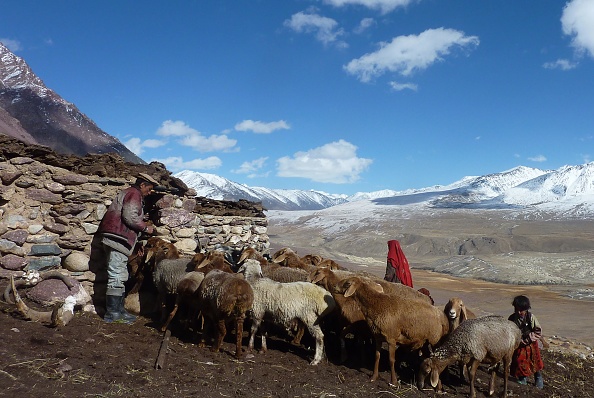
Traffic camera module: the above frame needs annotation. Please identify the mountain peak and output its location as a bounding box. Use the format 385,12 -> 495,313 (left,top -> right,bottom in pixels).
0,42 -> 143,164
0,43 -> 55,100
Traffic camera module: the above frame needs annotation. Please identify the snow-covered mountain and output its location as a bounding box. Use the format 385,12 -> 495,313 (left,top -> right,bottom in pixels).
175,170 -> 347,210
176,163 -> 594,214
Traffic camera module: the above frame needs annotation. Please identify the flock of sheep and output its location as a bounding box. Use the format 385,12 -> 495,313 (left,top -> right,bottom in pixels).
128,237 -> 522,398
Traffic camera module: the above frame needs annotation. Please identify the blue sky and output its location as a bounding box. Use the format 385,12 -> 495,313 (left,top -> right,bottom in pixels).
2,0 -> 594,195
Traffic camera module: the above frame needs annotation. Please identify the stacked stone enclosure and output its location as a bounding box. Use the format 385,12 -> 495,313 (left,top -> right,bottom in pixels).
0,156 -> 269,302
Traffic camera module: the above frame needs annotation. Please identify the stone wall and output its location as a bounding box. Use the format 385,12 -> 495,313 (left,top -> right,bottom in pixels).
0,156 -> 269,303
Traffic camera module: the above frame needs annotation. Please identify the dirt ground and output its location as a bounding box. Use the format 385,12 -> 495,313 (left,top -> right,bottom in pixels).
1,279 -> 593,398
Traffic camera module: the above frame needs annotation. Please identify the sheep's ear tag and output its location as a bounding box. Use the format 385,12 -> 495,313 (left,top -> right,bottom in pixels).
344,283 -> 357,297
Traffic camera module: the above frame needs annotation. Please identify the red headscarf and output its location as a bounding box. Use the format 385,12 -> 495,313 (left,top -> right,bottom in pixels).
387,240 -> 413,287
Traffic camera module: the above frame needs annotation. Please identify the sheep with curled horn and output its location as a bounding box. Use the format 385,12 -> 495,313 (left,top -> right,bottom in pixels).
6,272 -> 79,327
334,276 -> 449,386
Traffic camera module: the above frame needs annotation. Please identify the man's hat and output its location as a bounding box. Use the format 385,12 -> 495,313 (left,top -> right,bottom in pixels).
137,172 -> 159,185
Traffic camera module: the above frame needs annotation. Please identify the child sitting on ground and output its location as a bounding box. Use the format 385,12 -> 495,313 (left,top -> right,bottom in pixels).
508,295 -> 544,389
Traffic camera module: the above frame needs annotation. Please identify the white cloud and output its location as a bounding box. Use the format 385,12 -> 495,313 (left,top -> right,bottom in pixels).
562,0 -> 594,59
0,38 -> 23,52
232,157 -> 269,174
284,10 -> 348,48
276,139 -> 372,183
389,81 -> 418,91
180,133 -> 238,153
156,120 -> 198,137
354,18 -> 376,34
323,0 -> 417,14
152,156 -> 222,172
124,137 -> 166,156
156,120 -> 238,152
542,58 -> 578,70
528,155 -> 547,162
344,28 -> 479,82
234,120 -> 290,134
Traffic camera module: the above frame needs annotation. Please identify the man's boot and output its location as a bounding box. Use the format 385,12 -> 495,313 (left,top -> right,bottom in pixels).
118,295 -> 137,323
104,294 -> 135,324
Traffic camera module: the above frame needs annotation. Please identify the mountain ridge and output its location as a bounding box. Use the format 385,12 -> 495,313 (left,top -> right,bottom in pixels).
176,163 -> 594,215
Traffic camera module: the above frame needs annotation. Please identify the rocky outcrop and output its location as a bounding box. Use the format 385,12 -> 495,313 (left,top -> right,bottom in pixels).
0,155 -> 269,308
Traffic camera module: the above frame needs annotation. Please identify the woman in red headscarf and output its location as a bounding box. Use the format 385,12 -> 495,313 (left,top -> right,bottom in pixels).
384,240 -> 413,288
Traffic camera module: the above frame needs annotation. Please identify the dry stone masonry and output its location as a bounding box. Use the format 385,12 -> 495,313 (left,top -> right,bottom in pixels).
0,156 -> 269,307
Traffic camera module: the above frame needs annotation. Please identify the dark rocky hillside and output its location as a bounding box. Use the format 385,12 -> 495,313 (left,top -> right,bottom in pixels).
0,42 -> 141,163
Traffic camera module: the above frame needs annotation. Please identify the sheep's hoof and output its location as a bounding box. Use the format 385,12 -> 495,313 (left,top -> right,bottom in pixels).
210,347 -> 219,353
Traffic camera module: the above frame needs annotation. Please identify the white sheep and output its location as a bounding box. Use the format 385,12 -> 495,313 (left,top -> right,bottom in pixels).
418,315 -> 521,398
334,276 -> 450,385
237,259 -> 336,365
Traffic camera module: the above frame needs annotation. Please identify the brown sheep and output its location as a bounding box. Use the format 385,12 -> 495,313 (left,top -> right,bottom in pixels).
300,253 -> 324,266
193,250 -> 234,274
271,247 -> 311,271
129,237 -> 180,295
334,276 -> 449,386
238,246 -> 269,267
443,296 -> 478,382
197,269 -> 254,359
444,297 -> 477,333
308,267 -> 381,363
160,271 -> 205,332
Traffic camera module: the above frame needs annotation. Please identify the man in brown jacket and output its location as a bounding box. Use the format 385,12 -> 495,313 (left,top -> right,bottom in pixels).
97,173 -> 158,323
